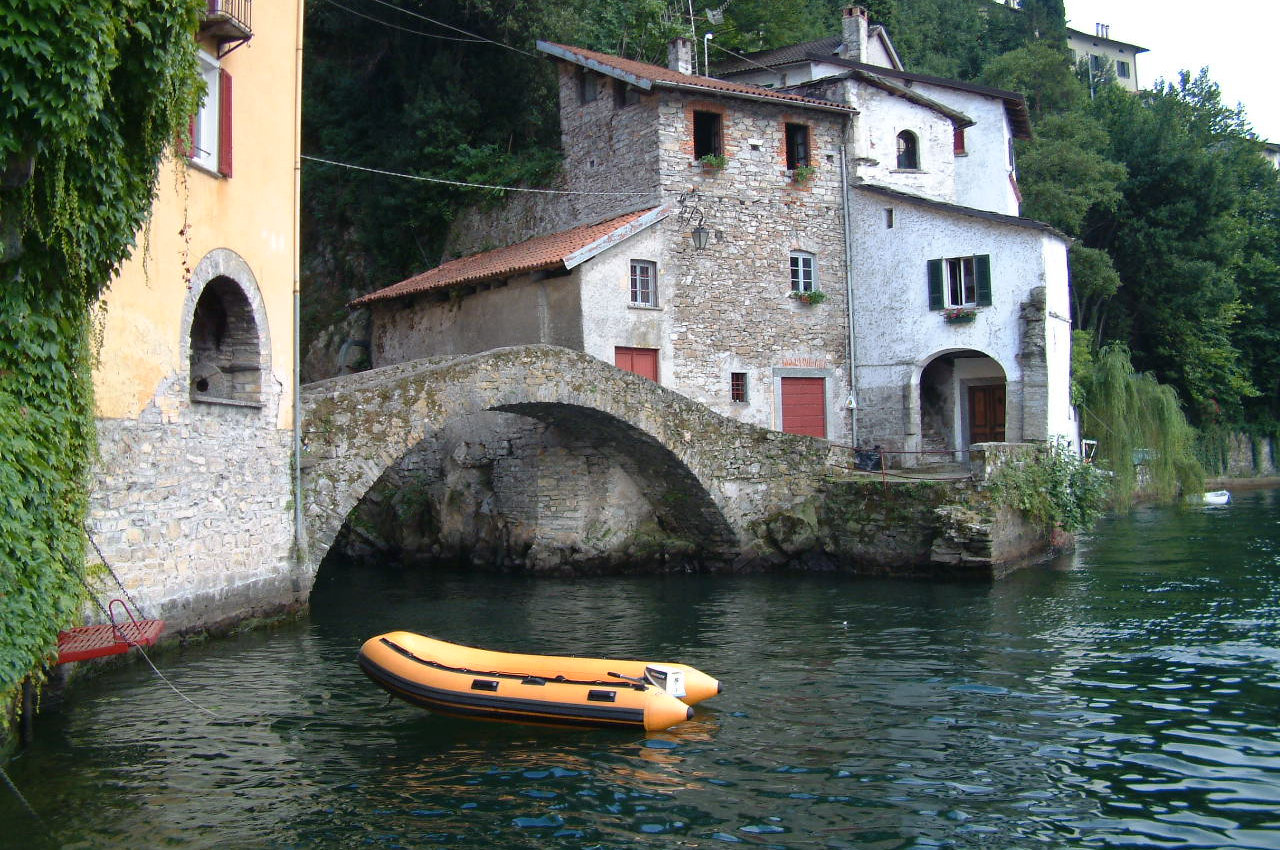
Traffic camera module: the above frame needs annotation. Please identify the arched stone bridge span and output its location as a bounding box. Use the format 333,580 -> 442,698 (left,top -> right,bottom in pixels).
298,345 -> 839,579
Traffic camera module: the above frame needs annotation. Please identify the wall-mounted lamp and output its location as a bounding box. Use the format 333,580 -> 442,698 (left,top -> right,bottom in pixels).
691,224 -> 712,251
678,189 -> 713,251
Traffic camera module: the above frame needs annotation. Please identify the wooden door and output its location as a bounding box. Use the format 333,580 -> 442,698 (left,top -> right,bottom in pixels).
781,377 -> 827,438
969,384 -> 1006,443
614,346 -> 659,382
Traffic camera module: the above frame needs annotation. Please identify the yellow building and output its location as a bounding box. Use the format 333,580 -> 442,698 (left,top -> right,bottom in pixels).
87,0 -> 306,632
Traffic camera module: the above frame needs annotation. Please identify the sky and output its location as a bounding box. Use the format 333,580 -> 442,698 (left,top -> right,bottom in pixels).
1065,0 -> 1280,142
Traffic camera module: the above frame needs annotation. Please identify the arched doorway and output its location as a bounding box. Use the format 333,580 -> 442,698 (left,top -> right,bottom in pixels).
918,350 -> 1006,462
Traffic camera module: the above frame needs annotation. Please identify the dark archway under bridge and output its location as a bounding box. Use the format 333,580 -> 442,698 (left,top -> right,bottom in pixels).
298,345 -> 843,587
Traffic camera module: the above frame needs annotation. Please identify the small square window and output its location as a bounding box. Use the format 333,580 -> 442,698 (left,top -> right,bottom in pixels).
1116,60 -> 1131,79
629,260 -> 657,306
790,252 -> 816,293
579,68 -> 597,103
785,122 -> 810,170
615,79 -> 641,108
693,110 -> 723,159
730,372 -> 748,403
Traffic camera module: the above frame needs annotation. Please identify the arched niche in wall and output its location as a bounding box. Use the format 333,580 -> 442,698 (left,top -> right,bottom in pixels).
896,130 -> 920,170
182,248 -> 272,409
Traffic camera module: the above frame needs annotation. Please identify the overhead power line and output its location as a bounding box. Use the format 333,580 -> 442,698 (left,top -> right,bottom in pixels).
317,0 -> 536,57
314,0 -> 484,42
301,155 -> 653,197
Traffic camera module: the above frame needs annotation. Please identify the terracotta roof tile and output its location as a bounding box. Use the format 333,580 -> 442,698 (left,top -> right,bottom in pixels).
537,41 -> 854,113
351,208 -> 658,307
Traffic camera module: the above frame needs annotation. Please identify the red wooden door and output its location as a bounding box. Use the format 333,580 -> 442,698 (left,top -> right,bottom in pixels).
969,384 -> 1006,443
614,346 -> 659,382
781,377 -> 827,438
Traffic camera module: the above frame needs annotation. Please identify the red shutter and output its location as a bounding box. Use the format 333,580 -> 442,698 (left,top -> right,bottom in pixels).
780,377 -> 827,438
217,68 -> 233,178
953,127 -> 966,155
186,115 -> 197,159
614,347 -> 659,382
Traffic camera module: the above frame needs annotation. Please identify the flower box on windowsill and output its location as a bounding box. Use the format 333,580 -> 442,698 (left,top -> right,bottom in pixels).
697,154 -> 727,172
943,307 -> 977,324
790,290 -> 826,305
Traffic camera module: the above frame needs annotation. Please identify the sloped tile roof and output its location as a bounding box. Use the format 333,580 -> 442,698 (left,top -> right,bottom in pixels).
351,208 -> 660,307
537,41 -> 855,114
712,36 -> 842,75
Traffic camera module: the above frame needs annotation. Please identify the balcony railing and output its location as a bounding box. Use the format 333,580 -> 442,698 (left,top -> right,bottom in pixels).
200,0 -> 252,55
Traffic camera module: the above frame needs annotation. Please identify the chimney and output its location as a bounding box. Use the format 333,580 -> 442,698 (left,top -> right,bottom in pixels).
840,6 -> 869,63
668,37 -> 693,75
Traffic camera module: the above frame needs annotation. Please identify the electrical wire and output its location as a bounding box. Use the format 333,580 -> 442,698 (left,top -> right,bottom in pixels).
300,154 -> 653,196
314,0 -> 485,42
322,0 -> 536,57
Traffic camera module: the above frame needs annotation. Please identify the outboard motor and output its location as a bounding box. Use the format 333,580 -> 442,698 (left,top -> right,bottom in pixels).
644,665 -> 687,699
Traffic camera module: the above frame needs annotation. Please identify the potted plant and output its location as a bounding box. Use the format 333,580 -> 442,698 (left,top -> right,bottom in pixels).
943,306 -> 977,323
791,165 -> 815,185
790,289 -> 827,305
698,153 -> 727,171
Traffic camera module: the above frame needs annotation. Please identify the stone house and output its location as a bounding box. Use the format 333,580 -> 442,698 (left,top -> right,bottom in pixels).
86,0 -> 304,632
356,7 -> 1077,465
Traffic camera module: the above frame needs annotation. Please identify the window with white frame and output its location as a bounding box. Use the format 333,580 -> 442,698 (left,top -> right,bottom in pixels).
789,251 -> 816,293
948,257 -> 977,306
629,259 -> 657,306
927,255 -> 992,310
190,50 -> 232,177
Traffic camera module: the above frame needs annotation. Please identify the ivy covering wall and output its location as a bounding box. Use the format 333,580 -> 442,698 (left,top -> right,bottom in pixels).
0,0 -> 204,727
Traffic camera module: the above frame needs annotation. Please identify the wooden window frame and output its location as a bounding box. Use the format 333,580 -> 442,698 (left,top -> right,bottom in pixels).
629,259 -> 657,307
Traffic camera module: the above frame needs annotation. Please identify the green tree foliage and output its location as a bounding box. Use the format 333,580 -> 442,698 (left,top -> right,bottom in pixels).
1076,344 -> 1203,508
1083,73 -> 1259,424
0,0 -> 203,704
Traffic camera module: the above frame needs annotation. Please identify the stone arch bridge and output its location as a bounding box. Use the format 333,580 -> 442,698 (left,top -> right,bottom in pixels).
298,345 -> 850,579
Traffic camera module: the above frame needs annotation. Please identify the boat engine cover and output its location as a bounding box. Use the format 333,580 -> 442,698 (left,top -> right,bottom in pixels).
645,665 -> 686,699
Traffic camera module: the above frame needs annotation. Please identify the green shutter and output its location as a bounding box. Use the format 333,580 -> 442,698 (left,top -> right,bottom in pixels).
927,259 -> 944,310
975,254 -> 992,306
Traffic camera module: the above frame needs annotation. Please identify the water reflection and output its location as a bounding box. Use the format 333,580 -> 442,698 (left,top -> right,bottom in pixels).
3,491 -> 1280,848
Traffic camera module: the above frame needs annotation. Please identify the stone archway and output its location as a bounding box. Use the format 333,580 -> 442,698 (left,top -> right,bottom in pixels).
299,345 -> 837,585
915,349 -> 1008,462
181,247 -> 277,415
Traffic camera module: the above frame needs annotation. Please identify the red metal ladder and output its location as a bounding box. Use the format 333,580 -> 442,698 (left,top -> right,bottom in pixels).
57,599 -> 164,664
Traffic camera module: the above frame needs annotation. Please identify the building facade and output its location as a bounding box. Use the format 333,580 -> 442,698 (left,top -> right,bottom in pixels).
86,0 -> 304,632
357,7 -> 1077,465
1067,23 -> 1148,93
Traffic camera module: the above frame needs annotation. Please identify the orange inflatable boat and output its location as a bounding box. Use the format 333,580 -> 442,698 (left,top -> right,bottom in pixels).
358,631 -> 721,731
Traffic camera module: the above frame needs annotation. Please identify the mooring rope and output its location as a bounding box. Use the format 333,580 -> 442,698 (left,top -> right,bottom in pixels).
76,528 -> 219,718
0,764 -> 49,835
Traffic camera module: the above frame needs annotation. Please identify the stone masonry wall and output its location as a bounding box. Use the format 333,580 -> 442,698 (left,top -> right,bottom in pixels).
89,401 -> 299,635
654,92 -> 854,442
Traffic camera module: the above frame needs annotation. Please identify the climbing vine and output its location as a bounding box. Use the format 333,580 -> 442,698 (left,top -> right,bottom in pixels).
0,0 -> 204,728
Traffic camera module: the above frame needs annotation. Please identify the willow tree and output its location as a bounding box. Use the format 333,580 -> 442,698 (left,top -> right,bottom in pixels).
1078,344 -> 1204,508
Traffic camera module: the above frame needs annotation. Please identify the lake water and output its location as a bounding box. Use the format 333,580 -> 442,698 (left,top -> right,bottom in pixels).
4,489 -> 1280,849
